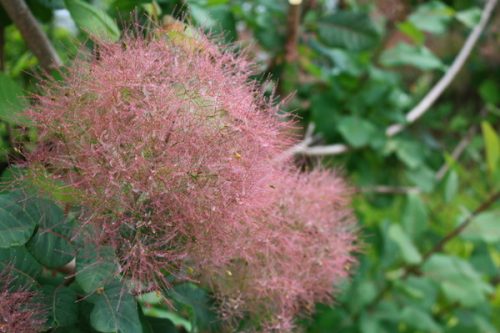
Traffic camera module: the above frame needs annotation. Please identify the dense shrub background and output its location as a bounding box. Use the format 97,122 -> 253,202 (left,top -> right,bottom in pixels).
0,0 -> 499,332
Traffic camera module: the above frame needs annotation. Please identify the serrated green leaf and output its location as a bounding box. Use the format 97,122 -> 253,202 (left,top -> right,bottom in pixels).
76,245 -> 118,293
317,12 -> 379,51
0,192 -> 38,248
89,281 -> 142,333
481,121 -> 499,175
26,198 -> 75,268
0,74 -> 29,125
65,0 -> 120,42
388,224 -> 422,264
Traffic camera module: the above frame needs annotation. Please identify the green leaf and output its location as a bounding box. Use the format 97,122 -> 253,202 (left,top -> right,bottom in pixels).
388,224 -> 422,264
479,80 -> 500,105
0,192 -> 38,248
481,121 -> 500,175
43,285 -> 78,327
89,281 -> 142,333
422,254 -> 493,306
34,0 -> 65,9
0,74 -> 29,125
187,0 -> 237,42
399,306 -> 442,332
397,21 -> 425,45
76,245 -> 118,293
408,1 -> 454,34
462,210 -> 500,243
381,43 -> 444,71
455,7 -> 482,29
317,12 -> 379,51
0,246 -> 42,287
402,193 -> 428,238
395,139 -> 424,169
167,283 -> 219,332
337,116 -> 377,148
26,198 -> 75,268
65,0 -> 120,42
140,311 -> 178,333
444,170 -> 459,202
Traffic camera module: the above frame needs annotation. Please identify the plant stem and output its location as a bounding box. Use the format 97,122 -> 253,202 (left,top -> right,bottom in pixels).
0,0 -> 62,71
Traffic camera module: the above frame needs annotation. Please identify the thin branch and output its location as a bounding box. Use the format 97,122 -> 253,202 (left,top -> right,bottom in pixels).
0,0 -> 62,71
285,0 -> 302,63
354,190 -> 500,319
386,0 -> 498,136
435,125 -> 477,180
293,0 -> 498,156
420,190 -> 500,262
358,185 -> 421,195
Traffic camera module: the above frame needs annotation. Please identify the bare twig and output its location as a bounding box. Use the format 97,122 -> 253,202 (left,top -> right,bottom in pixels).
285,0 -> 302,63
358,185 -> 421,195
0,0 -> 62,71
435,125 -> 477,180
420,190 -> 500,262
354,190 -> 500,319
435,107 -> 487,180
386,0 -> 498,136
293,0 -> 498,156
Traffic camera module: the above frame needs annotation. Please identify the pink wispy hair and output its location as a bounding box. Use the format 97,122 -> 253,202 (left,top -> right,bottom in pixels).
24,22 -> 357,332
204,169 -> 357,332
0,270 -> 47,333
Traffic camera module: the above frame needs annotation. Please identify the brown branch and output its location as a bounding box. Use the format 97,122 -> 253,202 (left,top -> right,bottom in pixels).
358,185 -> 420,195
0,0 -> 62,71
284,0 -> 302,63
420,190 -> 500,263
353,190 -> 500,320
435,125 -> 477,180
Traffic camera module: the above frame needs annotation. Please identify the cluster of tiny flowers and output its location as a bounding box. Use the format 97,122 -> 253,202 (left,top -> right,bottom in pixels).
26,23 -> 356,332
0,271 -> 46,333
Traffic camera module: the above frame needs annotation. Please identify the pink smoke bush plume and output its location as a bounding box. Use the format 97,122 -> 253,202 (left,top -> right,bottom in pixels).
0,270 -> 46,333
25,23 -> 357,332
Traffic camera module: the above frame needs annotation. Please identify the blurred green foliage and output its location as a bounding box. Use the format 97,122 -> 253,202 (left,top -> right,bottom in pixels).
0,0 -> 499,332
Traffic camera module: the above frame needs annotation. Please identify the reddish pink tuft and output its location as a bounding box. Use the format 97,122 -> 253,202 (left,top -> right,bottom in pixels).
24,23 -> 357,332
0,271 -> 46,333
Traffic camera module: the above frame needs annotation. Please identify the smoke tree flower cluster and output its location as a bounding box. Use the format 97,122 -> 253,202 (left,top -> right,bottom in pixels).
25,23 -> 356,332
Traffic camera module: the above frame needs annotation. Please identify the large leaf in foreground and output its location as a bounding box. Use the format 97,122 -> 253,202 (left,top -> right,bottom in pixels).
26,198 -> 75,268
89,281 -> 142,333
0,192 -> 38,248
